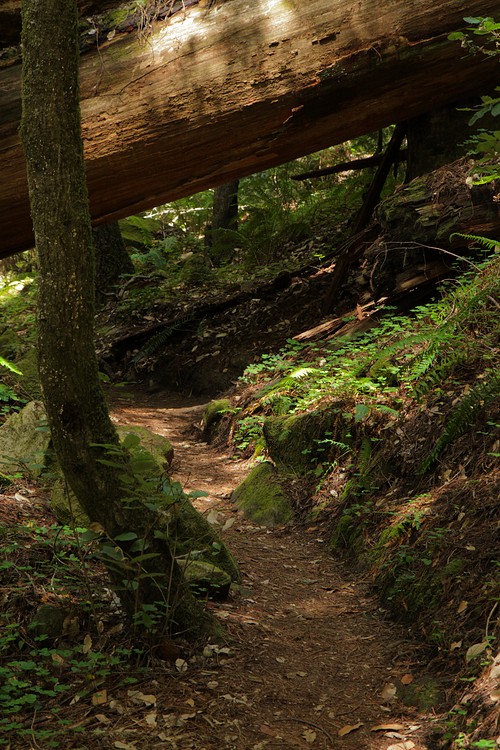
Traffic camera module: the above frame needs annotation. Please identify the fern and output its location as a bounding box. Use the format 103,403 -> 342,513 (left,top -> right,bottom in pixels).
419,368 -> 500,473
258,366 -> 319,398
449,233 -> 500,252
132,319 -> 194,363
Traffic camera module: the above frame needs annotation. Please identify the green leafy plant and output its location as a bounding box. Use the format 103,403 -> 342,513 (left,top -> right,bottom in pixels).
449,17 -> 500,184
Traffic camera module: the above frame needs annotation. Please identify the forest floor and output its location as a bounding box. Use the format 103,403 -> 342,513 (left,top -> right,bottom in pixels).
99,389 -> 436,750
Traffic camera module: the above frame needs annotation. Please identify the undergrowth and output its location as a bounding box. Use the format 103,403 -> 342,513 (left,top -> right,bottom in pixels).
233,252 -> 499,461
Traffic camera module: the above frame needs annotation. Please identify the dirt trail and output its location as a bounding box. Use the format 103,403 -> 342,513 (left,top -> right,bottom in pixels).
110,391 -> 433,750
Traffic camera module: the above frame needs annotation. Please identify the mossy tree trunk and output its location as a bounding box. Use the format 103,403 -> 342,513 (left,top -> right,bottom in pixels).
92,221 -> 134,305
205,180 -> 239,265
20,0 -> 216,638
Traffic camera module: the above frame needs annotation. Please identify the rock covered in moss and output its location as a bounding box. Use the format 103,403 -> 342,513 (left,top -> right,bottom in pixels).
167,497 -> 240,583
177,559 -> 232,601
13,348 -> 42,400
202,398 -> 231,437
263,409 -> 336,475
116,424 -> 173,472
231,461 -> 293,526
0,400 -> 50,477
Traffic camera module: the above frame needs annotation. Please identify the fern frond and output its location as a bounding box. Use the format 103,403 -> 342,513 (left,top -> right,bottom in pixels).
419,368 -> 500,473
132,319 -> 193,362
450,232 -> 500,252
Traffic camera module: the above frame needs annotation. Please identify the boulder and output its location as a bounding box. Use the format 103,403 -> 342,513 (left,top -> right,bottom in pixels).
50,425 -> 172,525
166,496 -> 240,583
0,400 -> 50,477
177,559 -> 232,601
13,348 -> 42,400
263,409 -> 337,475
116,424 -> 173,473
231,461 -> 293,527
202,398 -> 231,437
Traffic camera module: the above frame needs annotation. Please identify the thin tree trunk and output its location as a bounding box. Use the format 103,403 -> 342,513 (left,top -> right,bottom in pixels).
20,0 -> 217,638
205,180 -> 239,265
93,221 -> 134,304
322,123 -> 407,314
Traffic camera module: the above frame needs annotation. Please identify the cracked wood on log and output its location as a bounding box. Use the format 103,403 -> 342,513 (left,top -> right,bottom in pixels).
0,0 -> 498,258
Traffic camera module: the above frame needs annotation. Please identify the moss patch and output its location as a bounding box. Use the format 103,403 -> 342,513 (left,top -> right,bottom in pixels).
231,461 -> 293,526
166,498 -> 241,583
177,559 -> 232,601
263,408 -> 343,475
0,400 -> 49,477
202,399 -> 231,437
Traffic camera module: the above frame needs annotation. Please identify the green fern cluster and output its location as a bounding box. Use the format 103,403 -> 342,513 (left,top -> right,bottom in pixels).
419,368 -> 500,473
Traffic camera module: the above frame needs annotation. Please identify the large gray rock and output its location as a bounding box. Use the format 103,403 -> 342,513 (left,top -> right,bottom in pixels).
0,400 -> 50,477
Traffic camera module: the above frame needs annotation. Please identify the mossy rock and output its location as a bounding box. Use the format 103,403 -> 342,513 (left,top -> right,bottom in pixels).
177,559 -> 231,601
13,348 -> 42,400
116,425 -> 173,473
50,426 -> 172,525
202,399 -> 231,436
329,512 -> 365,556
0,329 -> 20,360
167,498 -> 240,583
263,409 -> 337,475
0,400 -> 50,477
231,461 -> 293,526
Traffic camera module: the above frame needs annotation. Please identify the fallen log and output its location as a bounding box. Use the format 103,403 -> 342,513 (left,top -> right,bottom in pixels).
0,0 -> 498,257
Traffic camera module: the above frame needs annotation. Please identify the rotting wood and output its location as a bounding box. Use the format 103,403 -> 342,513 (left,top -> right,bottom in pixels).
0,0 -> 498,258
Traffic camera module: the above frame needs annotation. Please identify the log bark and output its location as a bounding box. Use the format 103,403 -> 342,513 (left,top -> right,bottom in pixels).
1,0 -> 498,257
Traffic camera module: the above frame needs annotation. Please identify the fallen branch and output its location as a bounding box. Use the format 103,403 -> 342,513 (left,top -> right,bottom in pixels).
291,149 -> 407,180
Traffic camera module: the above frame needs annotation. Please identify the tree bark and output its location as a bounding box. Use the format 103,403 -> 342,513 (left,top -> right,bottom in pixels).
93,221 -> 134,304
2,0 -> 499,257
323,123 -> 407,313
20,0 -> 216,638
205,180 -> 239,265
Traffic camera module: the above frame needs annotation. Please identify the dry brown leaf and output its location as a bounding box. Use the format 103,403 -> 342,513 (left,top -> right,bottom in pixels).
303,728 -> 317,743
371,723 -> 405,732
387,742 -> 415,750
145,712 -> 157,727
400,674 -> 413,685
381,682 -> 397,702
259,725 -> 278,737
457,600 -> 468,614
466,642 -> 488,663
95,714 -> 111,724
338,721 -> 363,736
92,689 -> 107,706
82,634 -> 92,655
127,690 -> 157,705
185,698 -> 195,707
